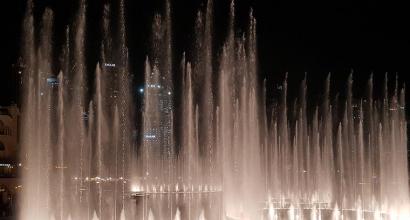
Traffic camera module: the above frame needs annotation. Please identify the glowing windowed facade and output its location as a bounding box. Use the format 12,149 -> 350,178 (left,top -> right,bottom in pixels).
0,105 -> 19,177
142,76 -> 173,157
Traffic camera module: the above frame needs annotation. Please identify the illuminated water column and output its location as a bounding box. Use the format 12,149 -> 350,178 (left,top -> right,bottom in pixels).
218,2 -> 264,218
20,5 -> 54,220
193,0 -> 215,188
70,0 -> 88,217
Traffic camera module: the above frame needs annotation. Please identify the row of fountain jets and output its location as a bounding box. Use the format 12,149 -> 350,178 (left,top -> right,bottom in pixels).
19,0 -> 409,219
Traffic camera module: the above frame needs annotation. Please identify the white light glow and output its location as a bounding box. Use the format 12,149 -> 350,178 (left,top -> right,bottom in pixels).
131,184 -> 142,192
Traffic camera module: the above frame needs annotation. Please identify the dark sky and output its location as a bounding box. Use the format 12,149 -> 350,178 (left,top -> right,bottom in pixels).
1,0 -> 410,108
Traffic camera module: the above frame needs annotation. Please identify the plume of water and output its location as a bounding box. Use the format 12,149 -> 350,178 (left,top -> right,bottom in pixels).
92,211 -> 99,220
120,209 -> 125,220
174,208 -> 181,220
148,209 -> 155,220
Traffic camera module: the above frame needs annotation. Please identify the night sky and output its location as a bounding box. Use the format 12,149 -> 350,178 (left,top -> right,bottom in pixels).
1,0 -> 410,111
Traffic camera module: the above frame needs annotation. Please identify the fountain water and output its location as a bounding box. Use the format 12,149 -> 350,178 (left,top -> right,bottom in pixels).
174,208 -> 181,220
19,0 -> 409,219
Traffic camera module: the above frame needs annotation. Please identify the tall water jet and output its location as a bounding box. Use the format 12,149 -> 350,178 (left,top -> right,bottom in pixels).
118,0 -> 133,209
56,71 -> 66,220
68,0 -> 88,217
193,0 -> 215,187
20,6 -> 54,220
217,3 -> 264,218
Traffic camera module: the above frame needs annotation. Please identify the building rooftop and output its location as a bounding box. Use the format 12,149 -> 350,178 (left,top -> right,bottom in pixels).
0,105 -> 18,118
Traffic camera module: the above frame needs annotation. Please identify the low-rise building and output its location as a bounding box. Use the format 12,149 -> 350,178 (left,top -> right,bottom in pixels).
0,104 -> 19,218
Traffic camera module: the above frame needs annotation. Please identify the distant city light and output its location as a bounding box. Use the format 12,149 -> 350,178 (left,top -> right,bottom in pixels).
104,63 -> 116,67
146,84 -> 162,89
168,91 -> 171,95
47,77 -> 59,86
139,88 -> 144,93
144,134 -> 156,139
0,163 -> 12,168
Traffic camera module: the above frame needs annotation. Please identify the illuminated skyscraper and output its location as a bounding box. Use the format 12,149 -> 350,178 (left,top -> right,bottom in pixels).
142,80 -> 173,157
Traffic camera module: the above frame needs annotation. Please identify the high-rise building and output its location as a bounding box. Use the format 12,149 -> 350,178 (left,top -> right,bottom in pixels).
103,62 -> 120,102
141,81 -> 173,157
